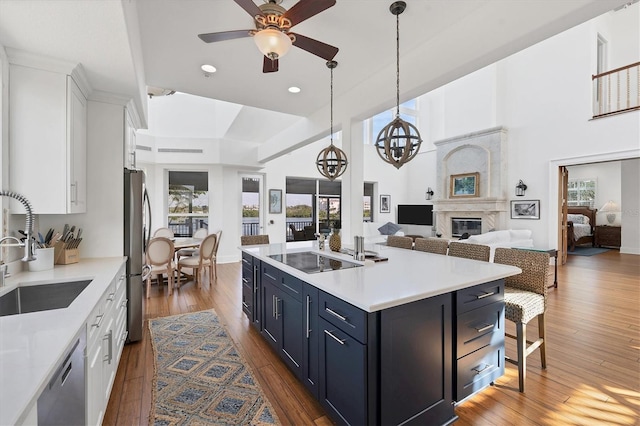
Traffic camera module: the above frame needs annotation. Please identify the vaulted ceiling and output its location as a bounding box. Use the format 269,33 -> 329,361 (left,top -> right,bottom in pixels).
0,0 -> 630,139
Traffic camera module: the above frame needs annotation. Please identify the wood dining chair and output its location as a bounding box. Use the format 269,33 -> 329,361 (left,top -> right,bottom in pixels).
494,248 -> 550,392
145,237 -> 175,298
177,233 -> 218,288
175,228 -> 209,262
153,227 -> 174,238
447,241 -> 490,261
414,237 -> 449,255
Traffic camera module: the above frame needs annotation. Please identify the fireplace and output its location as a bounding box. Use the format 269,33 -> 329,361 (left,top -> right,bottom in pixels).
451,218 -> 482,237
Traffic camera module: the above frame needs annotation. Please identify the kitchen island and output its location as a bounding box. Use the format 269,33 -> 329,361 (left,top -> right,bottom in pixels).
241,241 -> 520,425
0,257 -> 126,426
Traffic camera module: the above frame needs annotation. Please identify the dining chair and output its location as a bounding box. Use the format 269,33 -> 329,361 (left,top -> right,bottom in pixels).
414,237 -> 449,255
494,248 -> 550,392
447,241 -> 490,261
175,228 -> 209,262
240,234 -> 270,245
153,227 -> 174,238
145,237 -> 175,298
177,233 -> 218,288
386,235 -> 414,250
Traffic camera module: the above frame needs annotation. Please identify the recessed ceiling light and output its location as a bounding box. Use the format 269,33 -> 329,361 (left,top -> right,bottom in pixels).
201,64 -> 216,73
288,86 -> 301,93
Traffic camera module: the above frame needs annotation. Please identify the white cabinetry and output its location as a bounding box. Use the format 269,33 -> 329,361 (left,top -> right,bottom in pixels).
124,107 -> 138,168
8,60 -> 88,214
86,263 -> 127,426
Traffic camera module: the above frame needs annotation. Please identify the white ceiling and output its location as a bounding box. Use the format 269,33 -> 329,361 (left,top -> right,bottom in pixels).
0,0 -> 631,130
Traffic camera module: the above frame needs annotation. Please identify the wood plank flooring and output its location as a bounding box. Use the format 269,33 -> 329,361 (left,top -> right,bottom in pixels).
105,251 -> 640,425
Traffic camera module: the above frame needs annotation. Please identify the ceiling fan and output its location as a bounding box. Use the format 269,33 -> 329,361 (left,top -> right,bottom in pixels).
198,0 -> 339,73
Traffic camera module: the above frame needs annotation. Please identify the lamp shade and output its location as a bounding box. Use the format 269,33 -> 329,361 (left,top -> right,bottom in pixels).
600,200 -> 619,212
253,28 -> 292,59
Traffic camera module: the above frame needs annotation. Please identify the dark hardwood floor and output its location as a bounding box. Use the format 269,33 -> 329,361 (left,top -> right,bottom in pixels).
105,250 -> 640,425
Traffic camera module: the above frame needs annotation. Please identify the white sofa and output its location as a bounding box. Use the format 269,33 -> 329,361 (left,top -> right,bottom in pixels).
459,229 -> 534,261
362,222 -> 405,244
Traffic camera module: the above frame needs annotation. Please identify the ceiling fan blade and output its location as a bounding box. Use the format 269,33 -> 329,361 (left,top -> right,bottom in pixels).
282,0 -> 336,27
263,56 -> 279,73
233,0 -> 263,18
198,30 -> 253,43
291,33 -> 338,61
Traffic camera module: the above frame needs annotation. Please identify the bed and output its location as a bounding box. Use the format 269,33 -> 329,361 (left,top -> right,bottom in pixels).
567,207 -> 597,251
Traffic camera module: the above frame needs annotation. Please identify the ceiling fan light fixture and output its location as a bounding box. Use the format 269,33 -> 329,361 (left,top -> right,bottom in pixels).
253,28 -> 292,60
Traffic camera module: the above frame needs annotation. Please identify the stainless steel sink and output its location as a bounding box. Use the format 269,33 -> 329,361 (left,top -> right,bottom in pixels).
0,280 -> 92,317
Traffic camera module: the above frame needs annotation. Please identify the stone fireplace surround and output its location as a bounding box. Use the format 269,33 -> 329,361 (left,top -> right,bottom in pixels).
433,127 -> 509,238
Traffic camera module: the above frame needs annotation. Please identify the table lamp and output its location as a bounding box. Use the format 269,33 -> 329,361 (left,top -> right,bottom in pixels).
600,200 -> 619,225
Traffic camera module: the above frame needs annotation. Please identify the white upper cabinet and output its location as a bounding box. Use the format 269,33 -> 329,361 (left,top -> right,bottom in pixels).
124,105 -> 139,169
9,58 -> 89,214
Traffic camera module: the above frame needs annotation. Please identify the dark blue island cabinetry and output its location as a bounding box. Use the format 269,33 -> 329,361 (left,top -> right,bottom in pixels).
241,252 -> 506,425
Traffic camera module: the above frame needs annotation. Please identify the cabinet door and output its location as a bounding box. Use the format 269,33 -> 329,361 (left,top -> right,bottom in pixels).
241,264 -> 253,320
261,281 -> 281,352
67,76 -> 87,213
318,318 -> 367,426
252,261 -> 261,331
380,293 -> 453,426
280,290 -> 303,380
303,284 -> 319,398
124,108 -> 137,168
86,340 -> 104,426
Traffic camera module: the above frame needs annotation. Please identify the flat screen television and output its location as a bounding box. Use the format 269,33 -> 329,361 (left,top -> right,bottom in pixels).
397,204 -> 433,226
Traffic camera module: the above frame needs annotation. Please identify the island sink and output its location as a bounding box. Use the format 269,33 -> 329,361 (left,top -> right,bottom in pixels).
0,280 -> 92,317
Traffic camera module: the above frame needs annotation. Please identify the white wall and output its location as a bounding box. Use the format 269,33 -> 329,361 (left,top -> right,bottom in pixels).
620,158 -> 640,254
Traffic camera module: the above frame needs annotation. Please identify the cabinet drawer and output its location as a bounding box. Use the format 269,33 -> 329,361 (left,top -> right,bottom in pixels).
281,273 -> 303,301
241,252 -> 253,266
262,262 -> 280,287
319,291 -> 367,344
456,280 -> 504,314
456,344 -> 504,401
457,301 -> 504,358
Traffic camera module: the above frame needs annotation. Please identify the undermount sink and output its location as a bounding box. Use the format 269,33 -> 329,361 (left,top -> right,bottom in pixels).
0,280 -> 92,317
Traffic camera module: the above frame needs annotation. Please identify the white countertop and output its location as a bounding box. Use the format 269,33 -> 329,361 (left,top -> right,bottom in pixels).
0,257 -> 126,426
243,241 -> 521,312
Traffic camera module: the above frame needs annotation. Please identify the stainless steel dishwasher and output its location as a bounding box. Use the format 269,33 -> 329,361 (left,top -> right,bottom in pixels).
37,329 -> 86,425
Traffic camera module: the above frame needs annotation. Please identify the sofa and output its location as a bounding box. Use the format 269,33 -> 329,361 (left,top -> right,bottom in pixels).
459,229 -> 534,261
362,221 -> 405,244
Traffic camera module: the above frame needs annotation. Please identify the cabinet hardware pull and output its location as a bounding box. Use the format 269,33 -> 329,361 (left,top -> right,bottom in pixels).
242,277 -> 249,284
253,266 -> 258,293
275,297 -> 281,319
325,307 -> 347,322
121,299 -> 128,308
242,258 -> 250,265
282,283 -> 299,294
472,363 -> 494,375
476,291 -> 495,299
103,330 -> 113,364
242,301 -> 249,309
475,324 -> 494,333
92,314 -> 104,328
70,182 -> 77,203
121,330 -> 129,343
324,329 -> 346,345
306,295 -> 311,339
107,292 -> 115,301
264,272 -> 277,281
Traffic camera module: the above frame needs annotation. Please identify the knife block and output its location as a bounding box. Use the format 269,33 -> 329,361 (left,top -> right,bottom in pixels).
54,241 -> 79,265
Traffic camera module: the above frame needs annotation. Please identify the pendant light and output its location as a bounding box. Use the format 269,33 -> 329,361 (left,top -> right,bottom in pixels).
375,1 -> 422,169
316,60 -> 348,181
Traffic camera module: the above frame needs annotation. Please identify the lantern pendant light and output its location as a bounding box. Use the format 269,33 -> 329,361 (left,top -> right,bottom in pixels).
375,1 -> 422,169
316,60 -> 348,181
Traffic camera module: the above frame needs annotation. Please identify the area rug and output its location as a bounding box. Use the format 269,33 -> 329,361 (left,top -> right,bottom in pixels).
568,246 -> 611,256
149,310 -> 280,425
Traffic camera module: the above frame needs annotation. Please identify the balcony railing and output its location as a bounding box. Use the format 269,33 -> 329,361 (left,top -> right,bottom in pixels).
593,61 -> 640,118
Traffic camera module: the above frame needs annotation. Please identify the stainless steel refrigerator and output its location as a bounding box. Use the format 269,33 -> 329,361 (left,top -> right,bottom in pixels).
124,168 -> 151,343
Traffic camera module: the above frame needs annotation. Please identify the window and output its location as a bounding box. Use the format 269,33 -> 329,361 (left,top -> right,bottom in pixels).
364,99 -> 419,144
241,176 -> 262,236
363,182 -> 374,222
567,178 -> 596,208
168,171 -> 208,236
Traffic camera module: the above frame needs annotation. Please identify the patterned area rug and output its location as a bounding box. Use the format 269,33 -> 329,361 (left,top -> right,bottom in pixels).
149,310 -> 280,425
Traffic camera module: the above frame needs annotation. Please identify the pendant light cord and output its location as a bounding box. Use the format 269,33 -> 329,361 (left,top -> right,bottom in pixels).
395,11 -> 400,118
330,65 -> 334,146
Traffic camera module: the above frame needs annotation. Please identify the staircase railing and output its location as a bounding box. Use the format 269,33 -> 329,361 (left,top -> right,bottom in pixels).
592,61 -> 640,118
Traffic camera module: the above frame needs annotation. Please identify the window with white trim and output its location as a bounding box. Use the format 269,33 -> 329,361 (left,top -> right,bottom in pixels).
364,99 -> 418,144
567,178 -> 596,208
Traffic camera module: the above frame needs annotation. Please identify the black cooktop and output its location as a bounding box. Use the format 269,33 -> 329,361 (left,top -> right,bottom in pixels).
268,251 -> 362,274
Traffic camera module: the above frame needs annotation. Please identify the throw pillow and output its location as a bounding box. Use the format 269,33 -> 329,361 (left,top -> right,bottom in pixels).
378,222 -> 402,235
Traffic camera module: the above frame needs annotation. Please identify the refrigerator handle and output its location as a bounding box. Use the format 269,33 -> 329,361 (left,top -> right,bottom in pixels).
143,188 -> 152,253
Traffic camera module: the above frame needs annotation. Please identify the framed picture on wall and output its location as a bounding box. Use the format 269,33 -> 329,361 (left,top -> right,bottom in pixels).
380,194 -> 391,213
269,189 -> 282,214
511,200 -> 540,219
450,172 -> 480,198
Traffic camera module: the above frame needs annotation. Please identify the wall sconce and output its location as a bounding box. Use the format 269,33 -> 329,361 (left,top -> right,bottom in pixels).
515,180 -> 528,196
426,187 -> 434,200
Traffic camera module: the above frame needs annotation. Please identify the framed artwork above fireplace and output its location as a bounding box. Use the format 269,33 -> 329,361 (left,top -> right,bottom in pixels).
450,172 -> 479,198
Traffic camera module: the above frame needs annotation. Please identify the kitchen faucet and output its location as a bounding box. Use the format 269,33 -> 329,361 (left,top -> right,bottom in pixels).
0,190 -> 36,262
